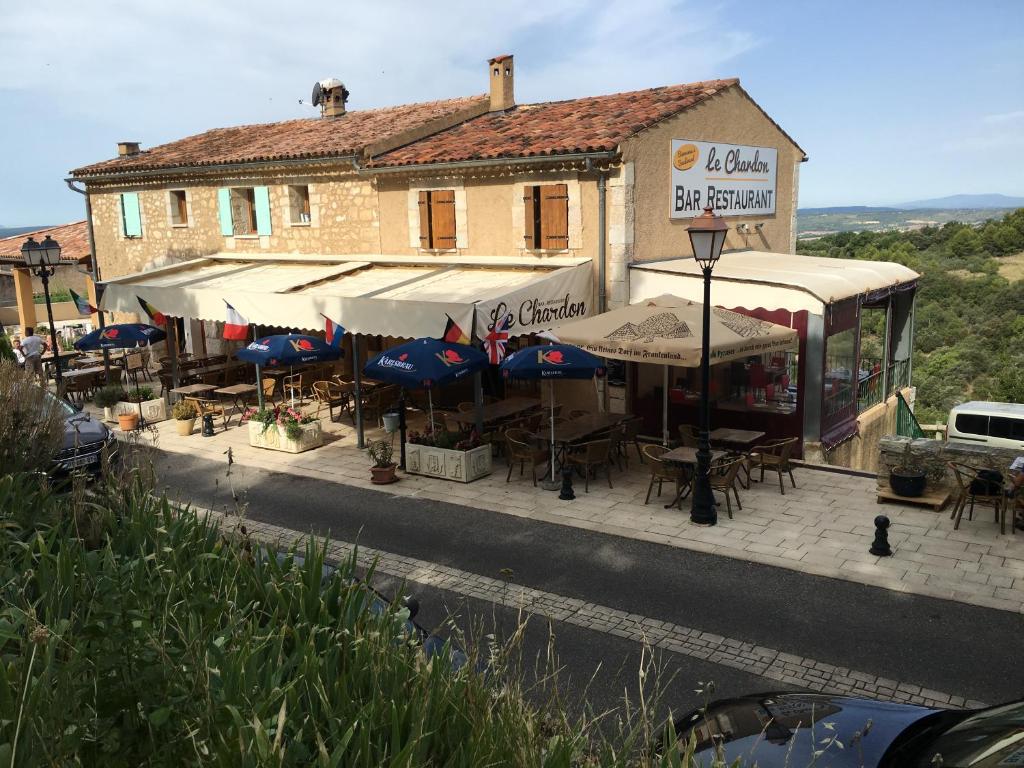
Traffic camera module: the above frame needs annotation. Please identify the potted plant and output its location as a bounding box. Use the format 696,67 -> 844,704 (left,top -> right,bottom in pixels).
117,410 -> 139,432
889,439 -> 927,498
171,399 -> 197,436
367,439 -> 397,484
245,406 -> 323,453
94,385 -> 125,422
404,426 -> 492,483
114,385 -> 167,424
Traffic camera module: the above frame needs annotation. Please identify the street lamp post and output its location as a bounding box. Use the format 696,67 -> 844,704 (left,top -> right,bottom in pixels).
687,206 -> 729,526
21,235 -> 64,388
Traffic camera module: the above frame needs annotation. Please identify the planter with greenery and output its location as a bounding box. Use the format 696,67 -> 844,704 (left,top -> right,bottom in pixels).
245,406 -> 322,453
113,385 -> 166,424
889,439 -> 927,498
93,384 -> 124,422
405,427 -> 491,483
367,439 -> 398,484
171,399 -> 197,436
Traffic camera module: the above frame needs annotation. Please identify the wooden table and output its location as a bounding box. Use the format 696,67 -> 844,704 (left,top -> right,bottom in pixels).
709,428 -> 765,487
661,446 -> 727,509
215,384 -> 258,425
61,366 -> 105,380
547,414 -> 629,445
448,397 -> 541,426
171,383 -> 218,398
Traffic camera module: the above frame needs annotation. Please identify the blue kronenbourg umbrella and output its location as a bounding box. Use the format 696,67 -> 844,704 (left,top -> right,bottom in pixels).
500,344 -> 606,485
362,338 -> 489,429
73,322 -> 166,350
236,334 -> 343,408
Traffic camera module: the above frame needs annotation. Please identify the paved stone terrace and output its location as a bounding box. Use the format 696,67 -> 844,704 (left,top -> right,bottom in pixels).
105,403 -> 1024,615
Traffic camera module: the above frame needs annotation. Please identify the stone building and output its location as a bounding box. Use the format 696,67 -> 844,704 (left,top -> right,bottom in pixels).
69,54 -> 917,468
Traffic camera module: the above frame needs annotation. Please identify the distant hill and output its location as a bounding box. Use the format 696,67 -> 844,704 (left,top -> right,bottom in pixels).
798,206 -> 898,215
897,193 -> 1024,210
0,225 -> 52,239
797,207 -> 1017,238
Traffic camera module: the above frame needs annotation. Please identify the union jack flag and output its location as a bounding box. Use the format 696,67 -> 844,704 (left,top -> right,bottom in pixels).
483,315 -> 511,364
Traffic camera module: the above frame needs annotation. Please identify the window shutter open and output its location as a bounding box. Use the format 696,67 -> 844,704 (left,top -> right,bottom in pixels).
254,186 -> 272,235
417,191 -> 431,247
540,184 -> 569,249
121,192 -> 142,237
217,188 -> 233,236
523,186 -> 537,249
429,190 -> 456,249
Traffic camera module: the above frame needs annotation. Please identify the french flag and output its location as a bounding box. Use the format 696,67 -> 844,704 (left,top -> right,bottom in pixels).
223,301 -> 249,340
321,314 -> 345,348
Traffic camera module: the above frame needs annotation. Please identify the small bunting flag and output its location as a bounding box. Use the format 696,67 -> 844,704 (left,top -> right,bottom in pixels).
137,296 -> 166,326
69,289 -> 97,316
442,314 -> 470,345
321,314 -> 346,349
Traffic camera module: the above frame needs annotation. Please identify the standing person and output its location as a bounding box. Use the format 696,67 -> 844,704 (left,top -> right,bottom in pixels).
20,327 -> 47,382
12,338 -> 26,368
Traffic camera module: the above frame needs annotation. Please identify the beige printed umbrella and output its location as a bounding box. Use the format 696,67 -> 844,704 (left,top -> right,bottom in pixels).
553,294 -> 798,444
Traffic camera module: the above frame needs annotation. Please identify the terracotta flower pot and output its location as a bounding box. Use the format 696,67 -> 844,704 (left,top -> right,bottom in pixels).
175,417 -> 196,436
117,412 -> 139,432
370,463 -> 398,485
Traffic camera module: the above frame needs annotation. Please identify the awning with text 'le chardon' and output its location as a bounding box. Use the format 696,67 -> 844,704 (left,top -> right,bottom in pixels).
100,254 -> 593,341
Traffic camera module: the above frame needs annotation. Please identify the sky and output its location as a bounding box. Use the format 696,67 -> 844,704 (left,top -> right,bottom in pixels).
1,0 -> 1022,225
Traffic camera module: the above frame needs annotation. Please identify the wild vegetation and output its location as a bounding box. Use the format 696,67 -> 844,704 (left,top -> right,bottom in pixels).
798,208 -> 1024,424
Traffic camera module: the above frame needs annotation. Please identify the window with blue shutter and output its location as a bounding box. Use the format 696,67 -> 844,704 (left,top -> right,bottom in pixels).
217,188 -> 233,236
120,192 -> 142,238
254,186 -> 272,235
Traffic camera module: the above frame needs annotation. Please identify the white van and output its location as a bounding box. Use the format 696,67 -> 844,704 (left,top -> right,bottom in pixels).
947,401 -> 1024,450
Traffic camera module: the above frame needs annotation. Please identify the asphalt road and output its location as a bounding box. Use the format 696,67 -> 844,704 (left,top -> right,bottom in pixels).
153,451 -> 1024,713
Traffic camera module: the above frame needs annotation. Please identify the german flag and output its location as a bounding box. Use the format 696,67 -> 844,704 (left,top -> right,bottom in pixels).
442,314 -> 470,345
137,296 -> 166,327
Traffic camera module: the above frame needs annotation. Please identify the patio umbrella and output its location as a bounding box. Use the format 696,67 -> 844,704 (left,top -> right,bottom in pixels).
236,334 -> 343,408
500,344 -> 605,487
74,323 -> 167,389
362,338 -> 488,429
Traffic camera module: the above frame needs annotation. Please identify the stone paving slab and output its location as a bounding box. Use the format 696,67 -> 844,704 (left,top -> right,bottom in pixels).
113,404 -> 1024,614
196,504 -> 981,710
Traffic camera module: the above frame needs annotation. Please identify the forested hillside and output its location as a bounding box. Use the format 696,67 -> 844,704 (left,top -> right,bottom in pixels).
797,208 -> 1024,424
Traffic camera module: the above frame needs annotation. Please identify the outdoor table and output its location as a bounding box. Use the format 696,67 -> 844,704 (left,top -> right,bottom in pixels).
61,365 -> 105,380
448,397 -> 541,427
709,428 -> 766,488
661,446 -> 727,509
215,383 -> 258,425
74,355 -> 105,368
531,413 -> 631,470
171,383 -> 218,399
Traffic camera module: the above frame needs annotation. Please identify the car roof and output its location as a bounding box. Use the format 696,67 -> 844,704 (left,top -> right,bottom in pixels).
951,401 -> 1024,416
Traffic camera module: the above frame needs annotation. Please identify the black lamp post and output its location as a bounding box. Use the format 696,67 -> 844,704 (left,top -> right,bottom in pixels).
21,235 -> 64,388
687,206 -> 729,526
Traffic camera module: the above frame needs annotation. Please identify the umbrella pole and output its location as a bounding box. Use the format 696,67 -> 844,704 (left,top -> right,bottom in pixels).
428,389 -> 434,432
256,363 -> 264,410
663,365 -> 670,447
540,379 -> 560,491
289,365 -> 295,408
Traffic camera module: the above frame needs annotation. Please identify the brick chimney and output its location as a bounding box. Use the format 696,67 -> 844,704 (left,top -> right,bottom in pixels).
117,141 -> 141,156
488,55 -> 514,112
318,78 -> 350,118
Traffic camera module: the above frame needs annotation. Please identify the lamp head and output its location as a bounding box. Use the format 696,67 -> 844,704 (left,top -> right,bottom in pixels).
687,206 -> 729,270
39,235 -> 62,266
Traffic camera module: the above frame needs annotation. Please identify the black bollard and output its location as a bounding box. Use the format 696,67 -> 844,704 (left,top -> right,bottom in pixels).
202,413 -> 216,437
559,467 -> 576,500
869,514 -> 892,557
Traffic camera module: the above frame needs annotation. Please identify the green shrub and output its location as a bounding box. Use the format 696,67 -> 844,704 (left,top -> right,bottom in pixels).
94,384 -> 126,408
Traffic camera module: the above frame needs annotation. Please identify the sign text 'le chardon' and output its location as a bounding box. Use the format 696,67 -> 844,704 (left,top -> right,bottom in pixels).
670,139 -> 777,218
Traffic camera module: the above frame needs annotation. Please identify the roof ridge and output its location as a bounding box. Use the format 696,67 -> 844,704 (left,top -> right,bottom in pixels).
515,78 -> 739,110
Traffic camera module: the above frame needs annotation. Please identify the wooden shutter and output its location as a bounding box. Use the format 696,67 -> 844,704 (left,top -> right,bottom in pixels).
254,186 -> 272,235
429,190 -> 456,249
540,184 -> 569,249
417,191 -> 431,248
121,193 -> 142,238
523,186 -> 537,249
217,188 -> 233,235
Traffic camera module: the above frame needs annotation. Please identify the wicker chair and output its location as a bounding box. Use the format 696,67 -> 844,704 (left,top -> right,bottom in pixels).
604,423 -> 625,471
282,373 -> 304,403
186,397 -> 227,432
678,424 -> 699,448
311,380 -> 350,422
504,428 -> 549,486
260,377 -> 278,408
620,416 -> 645,467
642,444 -> 687,505
565,439 -> 613,492
749,437 -> 798,494
568,409 -> 589,419
948,462 -> 1009,535
709,457 -> 745,519
457,402 -> 475,413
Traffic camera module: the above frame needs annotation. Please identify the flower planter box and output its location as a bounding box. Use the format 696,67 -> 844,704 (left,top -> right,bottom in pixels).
405,443 -> 491,483
112,398 -> 167,424
248,420 -> 323,454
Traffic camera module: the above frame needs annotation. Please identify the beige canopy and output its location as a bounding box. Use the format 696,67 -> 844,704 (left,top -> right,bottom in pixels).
553,294 -> 798,367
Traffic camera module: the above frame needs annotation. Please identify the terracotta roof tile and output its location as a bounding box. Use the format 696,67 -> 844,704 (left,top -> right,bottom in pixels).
369,79 -> 743,167
0,221 -> 90,264
71,96 -> 488,177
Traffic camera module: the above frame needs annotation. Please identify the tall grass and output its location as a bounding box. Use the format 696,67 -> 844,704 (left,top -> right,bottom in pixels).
0,470 -> 728,767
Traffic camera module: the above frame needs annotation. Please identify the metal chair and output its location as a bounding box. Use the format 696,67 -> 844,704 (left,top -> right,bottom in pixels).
642,444 -> 687,505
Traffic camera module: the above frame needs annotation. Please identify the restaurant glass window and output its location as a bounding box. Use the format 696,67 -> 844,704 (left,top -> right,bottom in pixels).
823,327 -> 858,424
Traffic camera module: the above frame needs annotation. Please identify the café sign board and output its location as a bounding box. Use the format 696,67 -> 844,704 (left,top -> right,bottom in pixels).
670,139 -> 777,218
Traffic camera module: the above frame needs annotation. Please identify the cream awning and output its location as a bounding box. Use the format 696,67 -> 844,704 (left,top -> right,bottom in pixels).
630,250 -> 919,314
553,294 -> 798,367
100,254 -> 593,340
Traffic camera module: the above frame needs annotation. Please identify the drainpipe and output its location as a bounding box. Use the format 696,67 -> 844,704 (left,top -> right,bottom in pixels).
65,179 -> 112,379
585,156 -> 608,314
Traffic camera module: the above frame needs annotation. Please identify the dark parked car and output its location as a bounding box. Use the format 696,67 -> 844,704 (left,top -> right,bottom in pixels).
673,692 -> 1024,767
48,390 -> 118,478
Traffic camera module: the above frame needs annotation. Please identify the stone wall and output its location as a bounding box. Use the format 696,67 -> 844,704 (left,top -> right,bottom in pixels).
877,435 -> 1021,495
